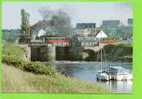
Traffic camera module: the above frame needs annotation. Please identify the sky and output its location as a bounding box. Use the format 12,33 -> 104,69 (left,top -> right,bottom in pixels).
2,2 -> 133,29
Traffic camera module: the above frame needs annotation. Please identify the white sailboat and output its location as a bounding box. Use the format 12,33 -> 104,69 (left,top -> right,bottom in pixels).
95,30 -> 110,81
95,31 -> 132,81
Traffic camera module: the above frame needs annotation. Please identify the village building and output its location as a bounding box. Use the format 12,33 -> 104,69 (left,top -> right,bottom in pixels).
74,30 -> 108,47
76,23 -> 96,36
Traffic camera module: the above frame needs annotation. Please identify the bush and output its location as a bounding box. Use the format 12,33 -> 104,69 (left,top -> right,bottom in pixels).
2,55 -> 56,76
24,62 -> 55,76
3,43 -> 25,60
2,43 -> 56,76
2,55 -> 27,69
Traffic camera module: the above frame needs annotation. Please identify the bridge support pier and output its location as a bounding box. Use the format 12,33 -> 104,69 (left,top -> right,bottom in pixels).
47,44 -> 56,69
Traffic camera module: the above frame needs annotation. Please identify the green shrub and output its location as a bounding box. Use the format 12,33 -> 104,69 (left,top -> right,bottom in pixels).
24,62 -> 55,76
3,43 -> 25,60
2,55 -> 27,69
2,43 -> 56,76
2,55 -> 55,76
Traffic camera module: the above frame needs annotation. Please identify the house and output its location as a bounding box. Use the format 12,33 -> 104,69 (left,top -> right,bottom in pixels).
95,30 -> 108,39
76,23 -> 96,36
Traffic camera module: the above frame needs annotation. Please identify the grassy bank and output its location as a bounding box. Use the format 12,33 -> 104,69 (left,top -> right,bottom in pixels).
1,43 -> 110,93
2,64 -> 109,93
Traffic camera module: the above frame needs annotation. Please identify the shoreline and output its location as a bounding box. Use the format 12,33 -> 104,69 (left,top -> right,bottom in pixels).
55,61 -> 132,64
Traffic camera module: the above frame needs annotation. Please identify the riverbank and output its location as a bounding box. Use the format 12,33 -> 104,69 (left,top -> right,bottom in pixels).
55,61 -> 132,64
2,64 -> 110,93
1,43 -> 110,93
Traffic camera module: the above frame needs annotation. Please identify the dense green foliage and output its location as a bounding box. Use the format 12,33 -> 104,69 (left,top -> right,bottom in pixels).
2,55 -> 56,76
83,44 -> 132,62
2,55 -> 26,69
24,62 -> 55,76
3,43 -> 25,60
104,44 -> 132,62
2,43 -> 55,76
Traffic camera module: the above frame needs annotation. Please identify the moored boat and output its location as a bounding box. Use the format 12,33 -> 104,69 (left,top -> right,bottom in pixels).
96,66 -> 132,81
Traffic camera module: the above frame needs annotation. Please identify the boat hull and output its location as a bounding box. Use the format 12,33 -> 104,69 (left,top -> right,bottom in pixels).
110,74 -> 133,81
96,73 -> 132,81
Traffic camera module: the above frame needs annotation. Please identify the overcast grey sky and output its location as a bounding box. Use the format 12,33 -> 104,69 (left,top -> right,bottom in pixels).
2,2 -> 133,29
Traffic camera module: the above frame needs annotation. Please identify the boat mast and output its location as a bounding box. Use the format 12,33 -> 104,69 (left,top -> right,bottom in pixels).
99,38 -> 103,71
96,30 -> 108,71
101,43 -> 103,71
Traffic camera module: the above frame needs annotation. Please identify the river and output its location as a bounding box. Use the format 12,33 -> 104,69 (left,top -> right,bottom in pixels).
55,61 -> 132,93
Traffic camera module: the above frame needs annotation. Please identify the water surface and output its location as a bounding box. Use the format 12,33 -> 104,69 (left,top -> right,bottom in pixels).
55,61 -> 132,93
